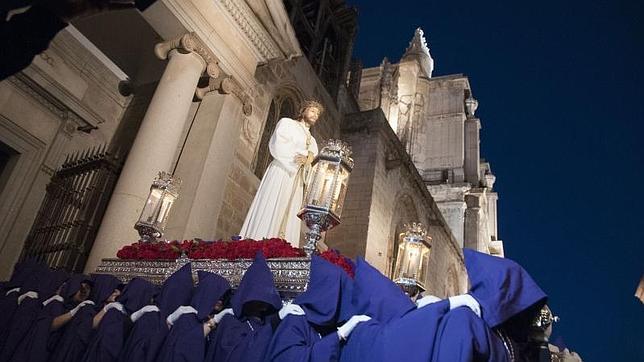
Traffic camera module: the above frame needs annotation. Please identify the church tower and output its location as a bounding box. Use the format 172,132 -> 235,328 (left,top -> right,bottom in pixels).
357,28 -> 504,256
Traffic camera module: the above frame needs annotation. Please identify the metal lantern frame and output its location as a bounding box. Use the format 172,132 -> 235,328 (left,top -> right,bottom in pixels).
134,171 -> 181,242
393,222 -> 432,297
298,139 -> 354,256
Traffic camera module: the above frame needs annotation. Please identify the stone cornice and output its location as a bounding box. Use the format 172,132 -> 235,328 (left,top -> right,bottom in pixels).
218,0 -> 281,60
9,73 -> 99,133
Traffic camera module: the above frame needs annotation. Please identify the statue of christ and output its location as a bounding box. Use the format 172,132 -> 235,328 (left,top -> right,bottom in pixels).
239,100 -> 322,245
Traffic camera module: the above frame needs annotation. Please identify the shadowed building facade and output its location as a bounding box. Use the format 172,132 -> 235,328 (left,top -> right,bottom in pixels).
0,1 -> 510,298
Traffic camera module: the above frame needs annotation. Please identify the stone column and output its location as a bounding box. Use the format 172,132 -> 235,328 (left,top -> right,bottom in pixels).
165,76 -> 252,240
463,194 -> 489,253
84,33 -> 218,272
464,117 -> 481,185
436,201 -> 467,247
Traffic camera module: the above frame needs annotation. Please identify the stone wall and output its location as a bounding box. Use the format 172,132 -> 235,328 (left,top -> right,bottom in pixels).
326,109 -> 467,297
0,29 -> 131,278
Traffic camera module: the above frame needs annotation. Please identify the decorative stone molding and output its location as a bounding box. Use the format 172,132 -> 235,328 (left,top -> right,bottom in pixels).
154,32 -> 254,115
218,0 -> 281,60
195,76 -> 253,116
8,73 -> 99,132
255,58 -> 298,85
242,116 -> 260,145
154,32 -> 221,78
426,183 -> 470,196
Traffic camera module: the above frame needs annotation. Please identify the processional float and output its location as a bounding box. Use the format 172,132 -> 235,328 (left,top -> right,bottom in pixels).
96,140 -> 355,300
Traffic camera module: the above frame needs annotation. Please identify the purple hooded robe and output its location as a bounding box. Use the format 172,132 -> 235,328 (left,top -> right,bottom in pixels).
49,273 -> 121,362
118,263 -> 194,362
205,252 -> 282,362
431,249 -> 548,362
11,274 -> 89,362
156,270 -> 231,362
80,277 -> 156,362
266,255 -> 354,362
0,264 -> 67,360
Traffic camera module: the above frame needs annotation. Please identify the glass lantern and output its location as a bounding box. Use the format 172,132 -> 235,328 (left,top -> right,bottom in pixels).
393,223 -> 432,297
134,171 -> 181,242
298,139 -> 354,255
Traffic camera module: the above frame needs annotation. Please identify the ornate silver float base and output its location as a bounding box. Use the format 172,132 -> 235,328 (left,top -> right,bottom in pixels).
95,256 -> 311,300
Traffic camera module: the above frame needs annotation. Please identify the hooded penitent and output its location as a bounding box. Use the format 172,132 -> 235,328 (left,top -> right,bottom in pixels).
119,263 -> 194,362
0,264 -> 67,361
339,257 -> 419,362
49,273 -> 121,362
0,260 -> 45,349
431,249 -> 548,362
266,255 -> 354,362
352,255 -> 455,362
205,252 -> 282,362
7,272 -> 82,362
81,277 -> 156,362
1,259 -> 39,293
156,270 -> 231,362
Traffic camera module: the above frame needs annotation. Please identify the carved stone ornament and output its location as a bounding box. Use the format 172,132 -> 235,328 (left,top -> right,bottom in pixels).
154,32 -> 220,70
242,116 -> 259,145
195,76 -> 253,116
219,0 -> 281,59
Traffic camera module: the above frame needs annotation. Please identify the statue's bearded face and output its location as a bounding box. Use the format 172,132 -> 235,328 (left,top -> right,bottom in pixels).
301,106 -> 320,126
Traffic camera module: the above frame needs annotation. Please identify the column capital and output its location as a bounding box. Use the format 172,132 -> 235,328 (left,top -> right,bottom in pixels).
195,76 -> 253,116
154,32 -> 222,78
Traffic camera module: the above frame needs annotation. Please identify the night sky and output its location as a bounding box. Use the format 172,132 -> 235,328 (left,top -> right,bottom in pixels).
346,0 -> 644,360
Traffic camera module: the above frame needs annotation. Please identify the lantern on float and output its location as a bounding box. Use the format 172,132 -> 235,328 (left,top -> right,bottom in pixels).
393,222 -> 432,297
134,171 -> 181,242
298,139 -> 353,255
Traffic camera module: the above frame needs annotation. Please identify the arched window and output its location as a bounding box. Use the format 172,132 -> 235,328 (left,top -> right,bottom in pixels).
253,94 -> 299,179
387,194 -> 419,277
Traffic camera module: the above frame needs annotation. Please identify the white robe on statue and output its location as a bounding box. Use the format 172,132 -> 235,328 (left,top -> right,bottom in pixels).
240,117 -> 318,245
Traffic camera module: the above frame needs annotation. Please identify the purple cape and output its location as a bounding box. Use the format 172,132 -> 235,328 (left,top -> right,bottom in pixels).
266,255 -> 354,362
335,258 -> 453,362
8,296 -> 66,362
0,261 -> 45,350
156,270 -> 231,362
81,277 -> 156,362
339,257 -> 418,362
119,263 -> 194,362
5,272 -> 69,362
49,273 -> 121,362
205,252 -> 282,362
431,249 -> 548,362
464,249 -> 547,329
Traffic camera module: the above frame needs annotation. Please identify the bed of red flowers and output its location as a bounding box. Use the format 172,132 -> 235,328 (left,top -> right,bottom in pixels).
115,239 -> 355,277
116,238 -> 305,260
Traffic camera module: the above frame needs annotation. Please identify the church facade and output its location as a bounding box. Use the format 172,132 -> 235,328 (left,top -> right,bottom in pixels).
0,0 -> 503,298
357,28 -> 504,257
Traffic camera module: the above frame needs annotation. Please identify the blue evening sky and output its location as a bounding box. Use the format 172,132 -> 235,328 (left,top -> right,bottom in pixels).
346,0 -> 644,360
